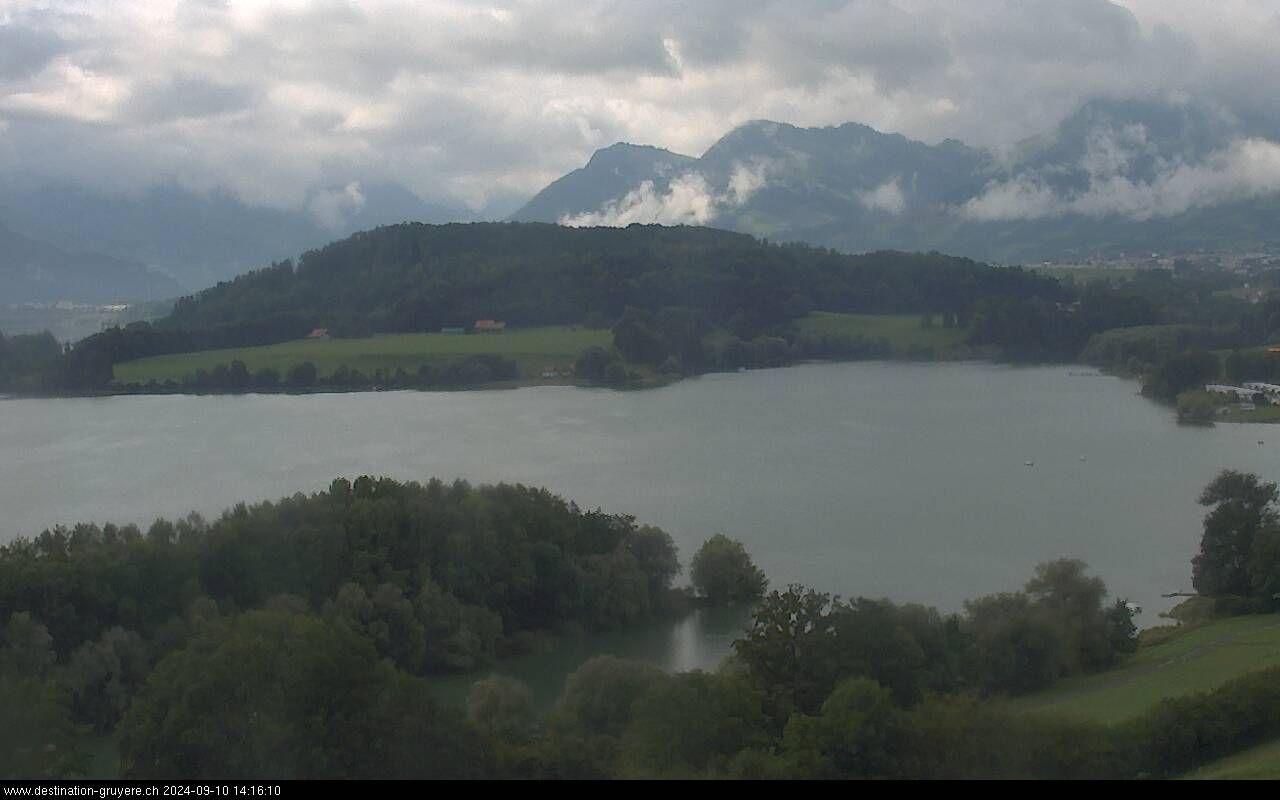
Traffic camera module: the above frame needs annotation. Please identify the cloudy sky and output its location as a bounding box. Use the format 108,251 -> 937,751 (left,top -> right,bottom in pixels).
0,0 -> 1276,213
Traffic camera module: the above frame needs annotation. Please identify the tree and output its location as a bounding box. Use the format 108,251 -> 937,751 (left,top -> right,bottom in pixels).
612,307 -> 668,365
733,585 -> 840,719
0,613 -> 89,779
621,671 -> 769,777
61,627 -> 151,732
1192,470 -> 1280,603
286,361 -> 317,387
118,609 -> 489,779
0,674 -> 89,779
550,656 -> 664,739
779,678 -> 903,778
574,346 -> 620,382
466,675 -> 535,746
0,612 -> 56,677
963,591 -> 1068,694
690,534 -> 767,605
1145,350 -> 1220,401
626,525 -> 681,601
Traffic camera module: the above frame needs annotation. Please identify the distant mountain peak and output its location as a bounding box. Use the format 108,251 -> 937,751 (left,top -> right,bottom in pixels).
512,95 -> 1280,262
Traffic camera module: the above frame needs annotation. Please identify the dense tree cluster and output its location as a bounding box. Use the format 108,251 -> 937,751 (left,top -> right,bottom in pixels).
1192,470 -> 1280,611
0,478 -> 684,700
117,609 -> 491,779
731,558 -> 1134,720
117,354 -> 522,394
8,472 -> 1280,778
160,224 -> 1056,337
690,534 -> 768,605
0,331 -> 64,393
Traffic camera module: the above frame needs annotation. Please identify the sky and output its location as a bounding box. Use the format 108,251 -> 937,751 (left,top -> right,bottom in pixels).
0,0 -> 1277,215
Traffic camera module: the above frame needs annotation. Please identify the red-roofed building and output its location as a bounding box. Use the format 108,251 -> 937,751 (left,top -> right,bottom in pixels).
474,319 -> 506,333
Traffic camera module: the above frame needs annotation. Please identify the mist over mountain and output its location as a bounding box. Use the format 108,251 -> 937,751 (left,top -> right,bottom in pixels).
0,179 -> 479,294
515,97 -> 1280,262
0,220 -> 183,305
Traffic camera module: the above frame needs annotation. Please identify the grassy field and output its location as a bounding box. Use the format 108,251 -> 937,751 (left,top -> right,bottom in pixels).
113,326 -> 611,385
796,312 -> 970,357
1014,614 -> 1280,724
1182,737 -> 1280,779
1220,404 -> 1280,423
1030,265 -> 1144,284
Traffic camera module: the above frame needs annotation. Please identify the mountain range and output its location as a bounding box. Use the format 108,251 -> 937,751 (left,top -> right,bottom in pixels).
6,97 -> 1280,310
0,220 -> 185,306
512,98 -> 1280,263
0,180 -> 485,304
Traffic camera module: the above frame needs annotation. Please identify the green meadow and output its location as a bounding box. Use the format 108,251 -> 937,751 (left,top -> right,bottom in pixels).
1014,613 -> 1280,725
113,326 -> 610,385
796,311 -> 971,357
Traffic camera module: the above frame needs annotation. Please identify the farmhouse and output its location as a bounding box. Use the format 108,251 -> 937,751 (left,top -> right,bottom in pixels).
307,328 -> 330,339
474,319 -> 506,333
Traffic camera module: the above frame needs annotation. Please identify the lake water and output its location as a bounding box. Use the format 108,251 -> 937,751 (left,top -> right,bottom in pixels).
3,362 -> 1278,705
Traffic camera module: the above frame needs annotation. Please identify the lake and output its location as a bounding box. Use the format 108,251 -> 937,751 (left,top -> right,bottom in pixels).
3,361 -> 1277,705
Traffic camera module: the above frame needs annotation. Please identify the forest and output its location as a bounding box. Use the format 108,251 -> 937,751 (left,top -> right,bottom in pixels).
3,223 -> 1279,399
5,469 -> 1279,778
1,222 -> 1061,393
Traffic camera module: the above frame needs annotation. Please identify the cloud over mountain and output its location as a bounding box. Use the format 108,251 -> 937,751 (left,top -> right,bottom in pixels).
2,1 -> 1279,217
559,162 -> 768,227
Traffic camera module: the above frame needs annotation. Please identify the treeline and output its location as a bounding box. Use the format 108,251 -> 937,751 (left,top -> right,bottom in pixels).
1,222 -> 1063,393
117,354 -> 521,393
0,477 -> 688,776
9,223 -> 1277,395
6,470 -> 1280,778
0,478 -> 688,675
160,224 -> 1059,336
1075,277 -> 1280,404
7,602 -> 1275,779
0,330 -> 64,393
0,476 -> 1140,778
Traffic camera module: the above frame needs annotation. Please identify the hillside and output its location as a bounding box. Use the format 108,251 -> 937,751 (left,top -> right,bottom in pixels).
156,222 -> 1058,336
1014,613 -> 1280,724
513,98 -> 1280,262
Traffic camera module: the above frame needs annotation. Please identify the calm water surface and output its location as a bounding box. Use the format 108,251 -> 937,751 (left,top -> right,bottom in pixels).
3,362 -> 1277,704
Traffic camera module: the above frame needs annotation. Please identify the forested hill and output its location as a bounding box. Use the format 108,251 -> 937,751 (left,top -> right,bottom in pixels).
159,221 -> 1060,336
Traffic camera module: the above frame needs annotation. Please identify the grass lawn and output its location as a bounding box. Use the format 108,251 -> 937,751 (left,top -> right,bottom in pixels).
1220,404 -> 1280,423
1013,614 -> 1280,724
1030,265 -> 1143,284
113,326 -> 611,385
1182,737 -> 1280,779
796,312 -> 970,357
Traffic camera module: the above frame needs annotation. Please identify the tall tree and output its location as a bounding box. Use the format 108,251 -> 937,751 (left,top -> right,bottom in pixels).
1192,470 -> 1279,599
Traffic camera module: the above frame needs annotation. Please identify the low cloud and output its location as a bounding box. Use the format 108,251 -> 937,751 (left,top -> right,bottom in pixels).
1,2 -> 1278,215
962,136 -> 1280,221
308,181 -> 367,230
858,178 -> 907,214
560,161 -> 767,227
